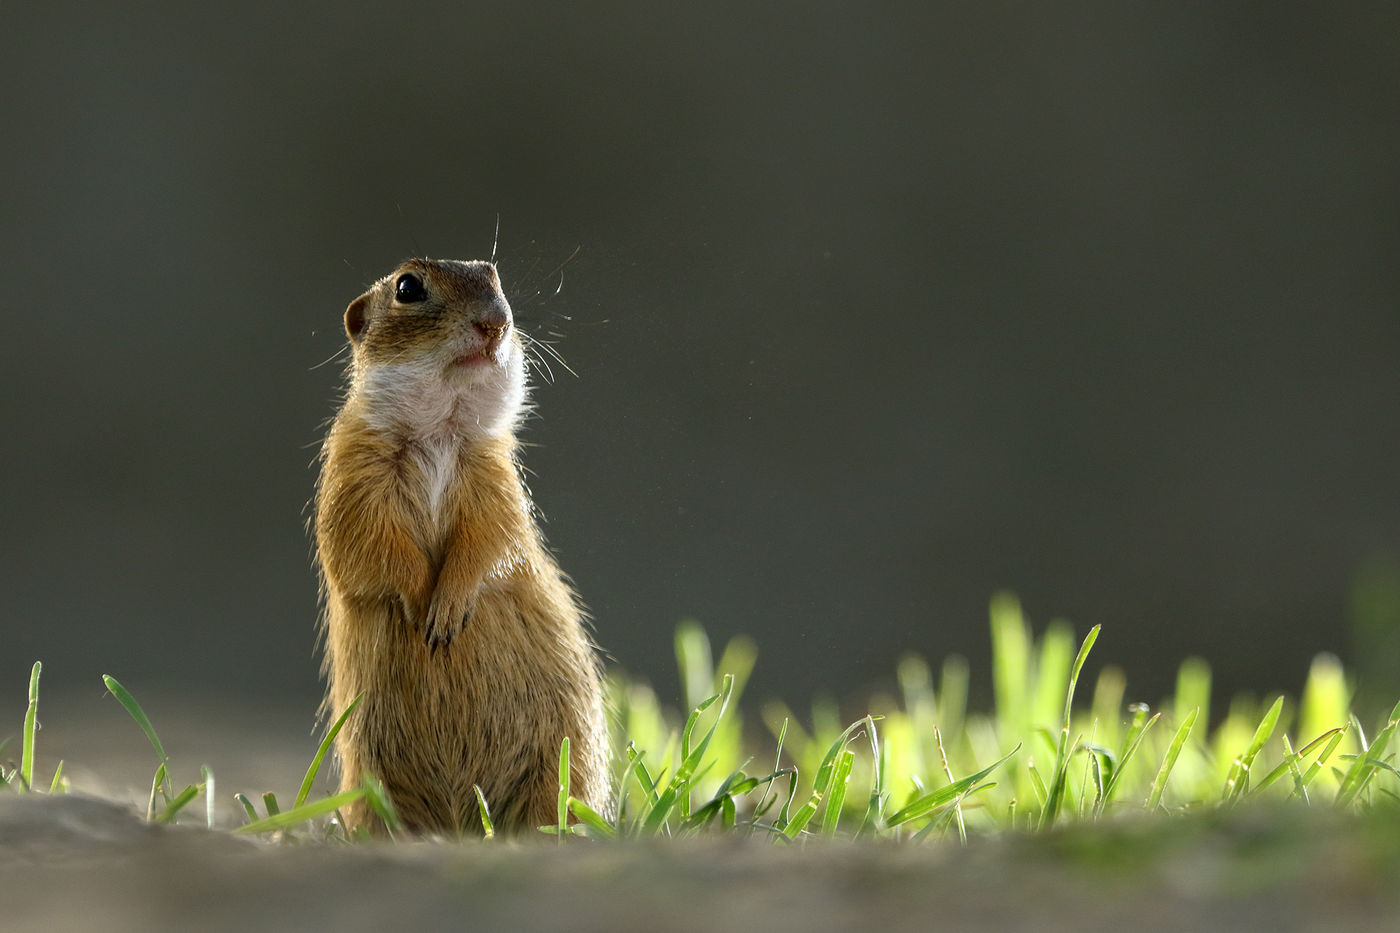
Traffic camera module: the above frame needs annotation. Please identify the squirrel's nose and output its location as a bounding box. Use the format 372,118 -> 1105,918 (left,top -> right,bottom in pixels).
474,301 -> 511,340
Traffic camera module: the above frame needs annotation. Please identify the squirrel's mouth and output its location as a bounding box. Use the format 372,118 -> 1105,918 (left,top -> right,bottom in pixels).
450,337 -> 503,369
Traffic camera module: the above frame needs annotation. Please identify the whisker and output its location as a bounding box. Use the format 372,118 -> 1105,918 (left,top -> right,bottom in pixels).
310,343 -> 351,371
542,245 -> 582,280
522,330 -> 578,378
517,254 -> 544,293
527,346 -> 556,384
542,245 -> 582,297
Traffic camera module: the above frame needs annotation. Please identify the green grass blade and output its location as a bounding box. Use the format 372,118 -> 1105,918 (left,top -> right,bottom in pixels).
296,693 -> 362,808
674,620 -> 714,713
780,720 -> 873,841
1062,626 -> 1100,741
910,804 -> 954,842
622,743 -> 661,808
1221,757 -> 1243,800
616,773 -> 641,831
774,768 -> 800,833
361,774 -> 402,836
1226,695 -> 1284,800
1026,758 -> 1048,806
751,718 -> 789,821
568,797 -> 618,839
473,785 -> 496,838
1279,735 -> 1309,801
1041,625 -> 1100,827
1041,733 -> 1083,828
1085,744 -> 1105,818
679,695 -> 717,764
1107,702 -> 1151,786
1300,727 -> 1349,788
641,783 -> 683,836
1254,728 -> 1344,794
678,676 -> 734,782
557,736 -> 571,840
933,725 -> 967,842
781,793 -> 822,839
1335,705 -> 1399,808
20,661 -> 40,792
820,749 -> 855,838
857,717 -> 886,837
809,717 -> 873,800
1252,735 -> 1302,797
887,744 -> 1021,826
722,773 -> 764,798
644,760 -> 715,834
202,765 -> 215,828
1351,716 -> 1371,755
777,717 -> 871,840
1099,712 -> 1160,811
645,673 -> 735,829
262,792 -> 280,816
713,634 -> 759,706
689,772 -> 782,830
1173,658 -> 1211,745
234,789 -> 366,835
146,763 -> 167,821
1240,696 -> 1285,776
102,675 -> 173,798
235,793 -> 259,824
682,765 -> 758,830
990,593 -> 1030,741
915,781 -> 998,842
1147,707 -> 1198,810
48,760 -> 64,794
156,784 -> 200,824
1032,622 -> 1074,732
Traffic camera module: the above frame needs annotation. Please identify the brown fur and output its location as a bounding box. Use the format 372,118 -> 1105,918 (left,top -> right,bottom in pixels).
314,258 -> 610,835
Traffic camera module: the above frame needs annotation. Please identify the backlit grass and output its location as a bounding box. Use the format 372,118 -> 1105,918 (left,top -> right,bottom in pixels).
4,593 -> 1397,842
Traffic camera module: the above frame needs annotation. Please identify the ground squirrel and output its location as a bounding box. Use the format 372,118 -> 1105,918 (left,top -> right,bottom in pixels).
314,258 -> 610,834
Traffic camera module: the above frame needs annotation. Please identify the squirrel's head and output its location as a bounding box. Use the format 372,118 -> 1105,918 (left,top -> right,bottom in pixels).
343,258 -> 527,439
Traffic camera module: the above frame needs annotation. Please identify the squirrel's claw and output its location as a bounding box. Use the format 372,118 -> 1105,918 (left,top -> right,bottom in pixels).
423,597 -> 472,654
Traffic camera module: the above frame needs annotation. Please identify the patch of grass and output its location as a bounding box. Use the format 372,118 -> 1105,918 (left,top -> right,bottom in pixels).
4,593 -> 1398,843
602,594 -> 1397,840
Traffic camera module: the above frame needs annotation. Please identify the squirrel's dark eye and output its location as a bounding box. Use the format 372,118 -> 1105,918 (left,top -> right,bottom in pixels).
395,273 -> 427,304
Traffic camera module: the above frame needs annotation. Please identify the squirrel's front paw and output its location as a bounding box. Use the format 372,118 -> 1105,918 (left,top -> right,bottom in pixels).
423,591 -> 472,653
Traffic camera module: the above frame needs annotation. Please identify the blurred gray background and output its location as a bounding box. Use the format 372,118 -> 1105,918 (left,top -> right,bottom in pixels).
3,2 -> 1398,735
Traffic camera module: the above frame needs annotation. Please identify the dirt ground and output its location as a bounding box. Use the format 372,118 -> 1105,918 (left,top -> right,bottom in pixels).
3,791 -> 1398,933
4,697 -> 1398,932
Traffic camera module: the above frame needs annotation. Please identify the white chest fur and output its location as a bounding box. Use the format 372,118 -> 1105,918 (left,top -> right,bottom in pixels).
354,354 -> 528,535
357,350 -> 528,445
412,433 -> 459,518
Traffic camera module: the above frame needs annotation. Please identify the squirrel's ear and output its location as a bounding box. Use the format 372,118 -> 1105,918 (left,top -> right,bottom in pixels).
345,293 -> 371,343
